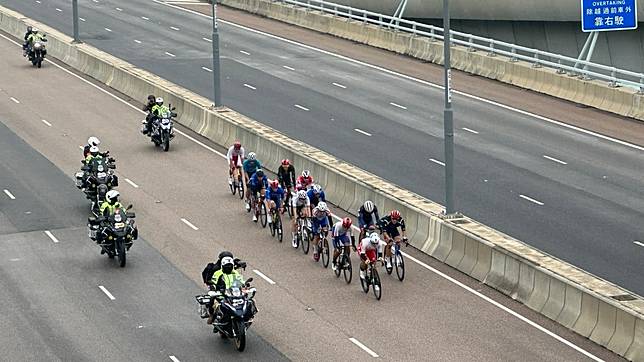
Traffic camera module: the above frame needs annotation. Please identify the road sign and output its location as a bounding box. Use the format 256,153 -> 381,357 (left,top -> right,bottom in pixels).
581,0 -> 638,32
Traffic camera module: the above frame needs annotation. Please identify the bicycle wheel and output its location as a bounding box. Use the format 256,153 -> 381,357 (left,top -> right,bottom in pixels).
287,200 -> 293,219
238,175 -> 245,200
259,202 -> 267,228
385,255 -> 393,275
229,178 -> 236,195
321,238 -> 330,268
301,228 -> 310,254
334,253 -> 342,278
343,254 -> 352,284
360,268 -> 369,293
372,268 -> 382,300
395,251 -> 405,281
270,211 -> 276,237
277,218 -> 283,242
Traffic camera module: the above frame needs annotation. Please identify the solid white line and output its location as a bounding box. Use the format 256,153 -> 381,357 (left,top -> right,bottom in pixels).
169,356 -> 180,362
332,82 -> 347,89
79,17 -> 86,22
429,158 -> 445,166
294,104 -> 309,111
201,66 -> 212,72
389,102 -> 407,110
44,230 -> 59,243
252,269 -> 276,285
174,129 -> 226,158
354,128 -> 372,137
349,338 -> 379,358
104,28 -> 112,32
519,194 -> 545,206
3,189 -> 16,200
202,37 -> 212,42
170,26 -> 180,31
134,39 -> 142,44
116,7 -> 123,11
282,65 -> 295,71
634,241 -> 644,247
98,285 -> 116,300
165,52 -> 176,57
243,83 -> 256,90
181,218 -> 199,230
56,8 -> 62,12
239,50 -> 250,55
543,155 -> 568,165
10,97 -> 20,104
462,127 -> 479,134
141,16 -> 150,20
125,178 -> 139,188
41,119 -> 52,127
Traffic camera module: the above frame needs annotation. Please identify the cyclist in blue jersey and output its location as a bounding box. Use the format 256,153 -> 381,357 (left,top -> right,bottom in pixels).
248,169 -> 268,222
243,152 -> 262,208
265,179 -> 285,225
311,201 -> 331,261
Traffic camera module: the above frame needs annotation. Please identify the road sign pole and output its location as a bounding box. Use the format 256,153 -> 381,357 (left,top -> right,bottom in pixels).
443,0 -> 455,215
72,0 -> 80,43
211,0 -> 222,106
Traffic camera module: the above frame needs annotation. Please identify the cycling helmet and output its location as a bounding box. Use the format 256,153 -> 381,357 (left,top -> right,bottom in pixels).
106,190 -> 120,204
369,232 -> 380,245
233,140 -> 241,149
317,201 -> 328,212
87,136 -> 100,147
342,217 -> 352,229
255,169 -> 264,178
390,210 -> 401,221
155,97 -> 164,105
270,180 -> 279,189
218,250 -> 233,261
248,152 -> 256,161
297,190 -> 307,199
221,256 -> 234,274
301,170 -> 310,178
281,159 -> 290,166
363,200 -> 374,213
89,146 -> 99,155
312,184 -> 322,194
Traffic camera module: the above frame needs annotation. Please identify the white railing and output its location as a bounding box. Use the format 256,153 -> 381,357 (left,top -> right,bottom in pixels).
271,0 -> 644,92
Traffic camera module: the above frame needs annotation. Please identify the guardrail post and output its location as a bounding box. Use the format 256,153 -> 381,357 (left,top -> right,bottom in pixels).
532,52 -> 541,68
430,27 -> 436,41
411,23 -> 417,36
556,59 -> 565,74
608,68 -> 618,87
640,75 -> 644,94
467,37 -> 475,52
509,48 -> 518,62
487,41 -> 496,57
363,11 -> 367,23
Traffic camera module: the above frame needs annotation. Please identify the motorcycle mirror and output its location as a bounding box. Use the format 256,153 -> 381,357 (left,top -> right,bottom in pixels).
171,107 -> 176,111
88,217 -> 96,223
245,277 -> 253,283
108,164 -> 116,169
126,204 -> 133,210
126,212 -> 136,218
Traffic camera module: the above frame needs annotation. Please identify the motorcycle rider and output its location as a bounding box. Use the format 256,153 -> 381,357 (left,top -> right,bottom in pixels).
210,256 -> 245,324
141,95 -> 156,135
84,146 -> 102,164
22,26 -> 33,56
83,136 -> 101,158
99,190 -> 124,217
147,97 -> 169,134
25,28 -> 46,59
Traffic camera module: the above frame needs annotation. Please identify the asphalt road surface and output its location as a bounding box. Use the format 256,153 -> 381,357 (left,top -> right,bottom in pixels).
0,33 -> 621,361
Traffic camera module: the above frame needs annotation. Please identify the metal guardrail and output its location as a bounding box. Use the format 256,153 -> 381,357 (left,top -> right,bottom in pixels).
272,0 -> 644,92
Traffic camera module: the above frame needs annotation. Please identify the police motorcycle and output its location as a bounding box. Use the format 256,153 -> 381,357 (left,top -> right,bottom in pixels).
142,105 -> 176,152
27,35 -> 47,68
75,155 -> 118,215
87,205 -> 137,267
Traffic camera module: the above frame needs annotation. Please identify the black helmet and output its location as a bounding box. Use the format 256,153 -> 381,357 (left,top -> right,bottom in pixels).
27,26 -> 33,32
255,169 -> 264,178
218,250 -> 233,261
147,95 -> 155,102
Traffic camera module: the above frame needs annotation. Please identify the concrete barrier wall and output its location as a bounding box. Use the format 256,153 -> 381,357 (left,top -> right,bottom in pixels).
3,6 -> 643,360
220,0 -> 644,122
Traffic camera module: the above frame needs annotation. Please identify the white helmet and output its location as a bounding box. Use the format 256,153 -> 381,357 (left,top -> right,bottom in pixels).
248,152 -> 256,161
301,170 -> 310,178
106,190 -> 120,204
363,200 -> 374,213
221,256 -> 234,267
89,146 -> 99,154
155,97 -> 164,105
297,190 -> 307,200
32,28 -> 39,33
317,201 -> 328,212
87,136 -> 100,147
369,232 -> 380,245
312,184 -> 322,193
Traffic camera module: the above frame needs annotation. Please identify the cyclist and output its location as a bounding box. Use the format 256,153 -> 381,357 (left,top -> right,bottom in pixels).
307,184 -> 326,208
247,169 -> 268,222
243,152 -> 262,203
358,200 -> 380,240
359,231 -> 386,282
311,201 -> 331,261
278,159 -> 296,212
331,217 -> 356,272
290,190 -> 311,248
377,210 -> 408,270
226,140 -> 245,187
265,180 -> 285,225
296,170 -> 314,191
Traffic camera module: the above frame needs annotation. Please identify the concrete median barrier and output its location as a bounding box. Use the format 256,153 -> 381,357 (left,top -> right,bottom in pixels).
3,5 -> 643,360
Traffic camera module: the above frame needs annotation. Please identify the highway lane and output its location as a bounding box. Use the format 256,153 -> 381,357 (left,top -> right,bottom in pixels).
3,0 -> 644,295
0,33 -> 619,361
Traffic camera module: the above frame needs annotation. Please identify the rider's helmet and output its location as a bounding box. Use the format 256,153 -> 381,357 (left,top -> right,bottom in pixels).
297,190 -> 307,200
218,250 -> 233,262
87,136 -> 100,147
342,217 -> 352,229
233,140 -> 241,150
312,184 -> 322,194
369,232 -> 380,245
255,169 -> 264,178
106,190 -> 120,204
301,170 -> 310,178
269,180 -> 279,189
155,97 -> 164,106
27,26 -> 33,33
390,210 -> 401,221
248,152 -> 256,161
89,146 -> 99,156
147,95 -> 155,103
363,200 -> 375,213
32,28 -> 39,34
317,201 -> 328,212
221,256 -> 234,274
281,159 -> 290,166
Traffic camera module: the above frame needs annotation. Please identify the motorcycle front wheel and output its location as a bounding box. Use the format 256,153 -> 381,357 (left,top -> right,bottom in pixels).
116,239 -> 126,267
162,133 -> 170,152
233,320 -> 246,352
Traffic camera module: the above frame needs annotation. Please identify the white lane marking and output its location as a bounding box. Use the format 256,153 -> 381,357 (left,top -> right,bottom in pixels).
134,39 -> 142,44
239,50 -> 250,55
202,37 -> 212,42
165,52 -> 176,57
125,178 -> 139,188
201,66 -> 212,72
543,155 -> 568,165
36,0 -> 41,3
174,129 -> 226,158
253,269 -> 276,285
92,0 -> 98,3
282,65 -> 295,71
116,7 -> 123,11
519,194 -> 545,206
389,102 -> 407,110
104,28 -> 112,32
634,241 -> 644,247
332,82 -> 347,89
55,8 -> 62,12
41,119 -> 52,127
243,83 -> 256,90
141,16 -> 150,20
462,127 -> 479,134
429,158 -> 445,166
169,356 -> 180,362
3,189 -> 16,200
354,128 -> 372,137
79,17 -> 86,22
10,97 -> 20,104
170,26 -> 180,31
44,230 -> 59,243
294,104 -> 309,111
181,218 -> 199,230
10,258 -> 20,262
98,285 -> 116,300
349,338 -> 379,358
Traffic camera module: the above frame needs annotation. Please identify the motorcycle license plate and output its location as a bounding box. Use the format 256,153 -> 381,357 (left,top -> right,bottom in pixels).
114,222 -> 125,229
232,299 -> 244,306
97,172 -> 107,178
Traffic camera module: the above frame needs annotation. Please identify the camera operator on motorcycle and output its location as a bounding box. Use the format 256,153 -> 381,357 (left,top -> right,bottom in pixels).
22,26 -> 33,56
25,28 -> 46,58
141,95 -> 156,135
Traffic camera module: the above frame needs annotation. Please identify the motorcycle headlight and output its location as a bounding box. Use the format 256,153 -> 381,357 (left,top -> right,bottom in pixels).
232,288 -> 242,297
33,42 -> 42,49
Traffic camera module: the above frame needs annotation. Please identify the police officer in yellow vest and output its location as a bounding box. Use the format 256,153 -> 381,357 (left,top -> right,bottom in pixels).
151,97 -> 170,119
208,256 -> 244,324
26,28 -> 46,56
100,190 -> 125,217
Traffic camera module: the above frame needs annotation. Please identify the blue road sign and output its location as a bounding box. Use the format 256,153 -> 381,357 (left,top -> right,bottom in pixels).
581,0 -> 638,32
